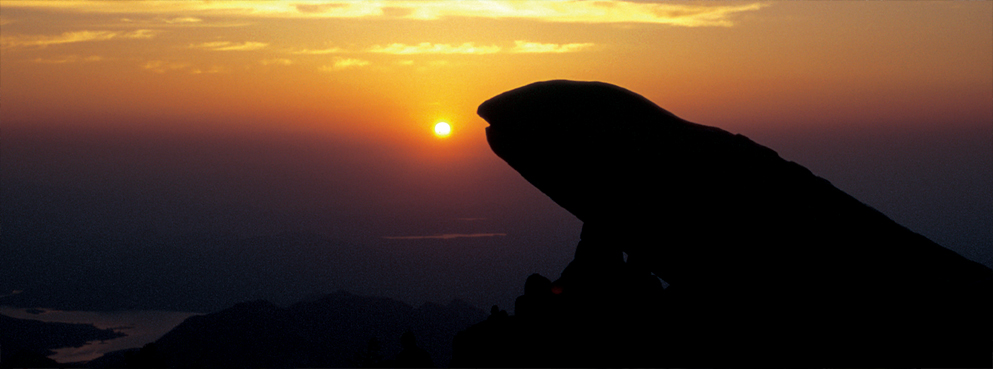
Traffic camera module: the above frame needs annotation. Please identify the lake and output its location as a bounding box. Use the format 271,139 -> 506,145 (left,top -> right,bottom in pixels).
1,306 -> 200,363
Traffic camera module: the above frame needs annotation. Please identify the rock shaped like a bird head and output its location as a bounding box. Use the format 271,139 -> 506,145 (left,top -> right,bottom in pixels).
478,80 -> 762,232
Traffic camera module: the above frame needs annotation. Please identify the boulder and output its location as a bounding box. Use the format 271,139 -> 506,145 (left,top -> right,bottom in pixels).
478,80 -> 992,366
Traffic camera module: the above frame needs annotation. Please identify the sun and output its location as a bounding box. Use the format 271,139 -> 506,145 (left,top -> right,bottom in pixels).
434,122 -> 451,137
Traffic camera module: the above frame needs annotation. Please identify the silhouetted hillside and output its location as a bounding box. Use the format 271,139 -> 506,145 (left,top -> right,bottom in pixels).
473,80 -> 992,367
89,291 -> 485,368
0,314 -> 124,366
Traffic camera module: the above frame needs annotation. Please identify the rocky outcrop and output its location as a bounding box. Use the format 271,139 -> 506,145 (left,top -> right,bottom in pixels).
452,258 -> 667,368
475,80 -> 992,367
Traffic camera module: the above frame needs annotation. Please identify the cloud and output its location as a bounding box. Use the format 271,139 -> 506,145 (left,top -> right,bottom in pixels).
292,47 -> 344,55
511,40 -> 593,53
380,1 -> 768,26
294,3 -> 350,14
123,29 -> 156,39
261,58 -> 293,66
2,1 -> 768,26
0,29 -> 156,49
190,41 -> 268,51
118,16 -> 245,28
320,58 -> 370,71
161,16 -> 202,24
32,55 -> 106,64
9,30 -> 120,48
189,66 -> 226,74
368,42 -> 501,55
296,41 -> 590,56
383,233 -> 508,240
142,60 -> 188,73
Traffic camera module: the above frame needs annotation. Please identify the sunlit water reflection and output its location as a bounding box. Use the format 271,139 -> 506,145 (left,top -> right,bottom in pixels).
1,306 -> 200,363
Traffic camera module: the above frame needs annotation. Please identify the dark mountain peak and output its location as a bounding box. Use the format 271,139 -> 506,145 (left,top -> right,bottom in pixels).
203,299 -> 285,323
443,299 -> 473,309
289,290 -> 416,321
227,298 -> 282,311
418,299 -> 483,318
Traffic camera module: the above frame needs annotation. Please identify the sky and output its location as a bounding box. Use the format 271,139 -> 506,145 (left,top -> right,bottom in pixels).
2,1 -> 991,315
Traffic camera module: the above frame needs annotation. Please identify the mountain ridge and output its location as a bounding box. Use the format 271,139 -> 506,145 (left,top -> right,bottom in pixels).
88,290 -> 486,368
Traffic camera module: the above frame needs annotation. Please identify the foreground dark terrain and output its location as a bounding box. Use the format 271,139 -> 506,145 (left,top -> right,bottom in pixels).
472,80 -> 992,367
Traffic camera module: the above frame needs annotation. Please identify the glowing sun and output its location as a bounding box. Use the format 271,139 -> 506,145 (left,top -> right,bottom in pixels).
434,122 -> 451,137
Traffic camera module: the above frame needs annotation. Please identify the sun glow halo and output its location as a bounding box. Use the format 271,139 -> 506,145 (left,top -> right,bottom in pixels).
434,122 -> 451,137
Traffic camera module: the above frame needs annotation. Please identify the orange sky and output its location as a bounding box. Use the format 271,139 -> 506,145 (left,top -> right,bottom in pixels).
2,1 -> 990,147
2,1 -> 992,251
2,1 -> 990,232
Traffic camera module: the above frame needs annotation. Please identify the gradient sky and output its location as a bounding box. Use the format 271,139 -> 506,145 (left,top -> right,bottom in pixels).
2,1 -> 991,313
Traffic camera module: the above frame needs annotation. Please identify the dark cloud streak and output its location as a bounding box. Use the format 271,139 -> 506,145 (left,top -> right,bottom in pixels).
383,233 -> 507,240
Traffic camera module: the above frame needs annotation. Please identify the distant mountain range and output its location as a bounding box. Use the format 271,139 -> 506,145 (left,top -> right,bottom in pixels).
83,291 -> 486,368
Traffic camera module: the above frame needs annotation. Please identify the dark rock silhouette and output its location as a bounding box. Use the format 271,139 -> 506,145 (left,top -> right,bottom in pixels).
512,274 -> 554,320
391,331 -> 435,368
353,337 -> 384,368
451,258 -> 667,368
473,80 -> 992,367
87,291 -> 485,368
486,305 -> 508,321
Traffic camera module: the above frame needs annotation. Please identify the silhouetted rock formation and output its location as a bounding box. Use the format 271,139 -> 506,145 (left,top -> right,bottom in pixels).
452,259 -> 667,368
0,313 -> 125,366
88,291 -> 484,368
472,80 -> 993,367
390,331 -> 435,368
353,337 -> 384,368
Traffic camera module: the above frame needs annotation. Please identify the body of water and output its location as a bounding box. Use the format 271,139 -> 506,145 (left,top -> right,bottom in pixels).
1,306 -> 200,363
